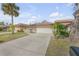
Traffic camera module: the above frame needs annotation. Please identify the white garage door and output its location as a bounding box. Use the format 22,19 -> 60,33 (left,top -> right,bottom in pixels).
36,28 -> 52,33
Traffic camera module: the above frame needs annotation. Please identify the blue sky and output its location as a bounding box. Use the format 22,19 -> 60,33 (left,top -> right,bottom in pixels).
0,3 -> 74,24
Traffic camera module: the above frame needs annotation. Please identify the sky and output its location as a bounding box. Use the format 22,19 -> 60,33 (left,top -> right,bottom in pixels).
0,3 -> 74,24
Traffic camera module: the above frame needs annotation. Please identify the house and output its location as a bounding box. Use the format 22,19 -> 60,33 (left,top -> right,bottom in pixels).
55,19 -> 73,31
26,20 -> 73,34
26,24 -> 36,33
35,20 -> 53,33
0,23 -> 9,31
14,20 -> 73,34
28,20 -> 53,33
55,19 -> 73,26
15,23 -> 27,32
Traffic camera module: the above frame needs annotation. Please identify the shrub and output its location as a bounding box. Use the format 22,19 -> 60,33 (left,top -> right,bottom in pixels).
0,27 -> 3,31
17,29 -> 24,32
52,22 -> 70,39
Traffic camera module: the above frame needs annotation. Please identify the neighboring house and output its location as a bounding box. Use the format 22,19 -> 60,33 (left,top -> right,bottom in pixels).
2,25 -> 9,31
27,24 -> 36,33
28,20 -> 53,33
14,20 -> 73,34
27,20 -> 73,34
0,25 -> 9,31
35,20 -> 53,33
55,19 -> 73,31
0,22 -> 9,31
15,23 -> 27,32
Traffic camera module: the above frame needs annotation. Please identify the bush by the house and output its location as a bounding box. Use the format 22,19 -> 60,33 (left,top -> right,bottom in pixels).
17,29 -> 24,32
52,22 -> 70,39
0,27 -> 3,31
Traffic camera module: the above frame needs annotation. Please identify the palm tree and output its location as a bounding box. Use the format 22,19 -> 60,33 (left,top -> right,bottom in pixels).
1,3 -> 19,34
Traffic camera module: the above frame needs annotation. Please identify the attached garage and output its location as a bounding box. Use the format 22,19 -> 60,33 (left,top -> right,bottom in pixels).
36,28 -> 52,33
27,20 -> 53,33
35,20 -> 53,34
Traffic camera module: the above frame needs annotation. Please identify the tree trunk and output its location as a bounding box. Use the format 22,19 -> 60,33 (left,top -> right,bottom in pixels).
11,15 -> 14,34
11,4 -> 14,34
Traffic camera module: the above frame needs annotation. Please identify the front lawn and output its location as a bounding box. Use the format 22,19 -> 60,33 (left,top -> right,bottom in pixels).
46,39 -> 71,56
0,32 -> 27,43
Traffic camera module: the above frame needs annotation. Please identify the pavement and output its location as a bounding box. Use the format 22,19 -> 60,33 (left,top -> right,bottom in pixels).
0,33 -> 52,56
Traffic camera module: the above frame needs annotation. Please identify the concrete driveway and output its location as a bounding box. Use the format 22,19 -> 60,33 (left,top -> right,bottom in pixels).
0,33 -> 52,56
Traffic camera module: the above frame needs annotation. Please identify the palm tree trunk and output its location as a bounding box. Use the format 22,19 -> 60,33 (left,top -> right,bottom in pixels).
11,14 -> 14,34
11,4 -> 14,34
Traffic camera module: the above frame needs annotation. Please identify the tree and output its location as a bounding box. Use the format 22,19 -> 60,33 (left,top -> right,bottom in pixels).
0,22 -> 4,25
1,3 -> 19,34
52,22 -> 70,39
0,22 -> 4,31
74,3 -> 79,11
71,3 -> 79,40
8,24 -> 15,32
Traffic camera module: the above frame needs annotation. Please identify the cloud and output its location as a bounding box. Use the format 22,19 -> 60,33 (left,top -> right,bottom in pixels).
27,18 -> 36,24
26,15 -> 38,24
49,12 -> 63,17
60,14 -> 63,17
18,12 -> 32,18
49,15 -> 74,23
0,10 -> 11,23
31,16 -> 37,19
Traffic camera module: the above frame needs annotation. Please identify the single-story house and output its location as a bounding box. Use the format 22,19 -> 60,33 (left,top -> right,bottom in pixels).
0,25 -> 9,31
15,23 -> 27,32
14,20 -> 73,34
25,24 -> 36,33
28,20 -> 73,33
35,20 -> 53,33
55,19 -> 73,31
27,20 -> 53,33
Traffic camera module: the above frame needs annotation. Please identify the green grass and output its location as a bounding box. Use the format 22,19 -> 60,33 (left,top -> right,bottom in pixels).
46,39 -> 71,56
46,38 -> 79,56
0,32 -> 27,43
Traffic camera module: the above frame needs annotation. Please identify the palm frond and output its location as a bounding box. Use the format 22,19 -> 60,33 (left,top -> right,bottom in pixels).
1,3 -> 19,17
13,10 -> 19,17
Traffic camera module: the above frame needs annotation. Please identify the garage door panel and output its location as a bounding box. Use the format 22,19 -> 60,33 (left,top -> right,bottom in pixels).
36,28 -> 52,33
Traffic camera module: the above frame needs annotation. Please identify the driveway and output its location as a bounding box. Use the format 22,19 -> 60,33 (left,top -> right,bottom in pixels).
0,33 -> 52,56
